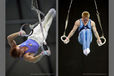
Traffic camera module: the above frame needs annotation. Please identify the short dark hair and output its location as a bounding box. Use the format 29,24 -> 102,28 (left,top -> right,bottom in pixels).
10,47 -> 21,58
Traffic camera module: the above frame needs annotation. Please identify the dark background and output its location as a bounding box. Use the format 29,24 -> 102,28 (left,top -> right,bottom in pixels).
6,0 -> 56,76
59,0 -> 108,76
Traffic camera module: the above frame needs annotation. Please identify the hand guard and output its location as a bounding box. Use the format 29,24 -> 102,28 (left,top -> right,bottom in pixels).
18,30 -> 26,36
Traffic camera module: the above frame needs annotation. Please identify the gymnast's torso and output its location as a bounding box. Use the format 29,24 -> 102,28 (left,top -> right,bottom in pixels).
78,18 -> 93,45
78,18 -> 92,32
19,39 -> 40,55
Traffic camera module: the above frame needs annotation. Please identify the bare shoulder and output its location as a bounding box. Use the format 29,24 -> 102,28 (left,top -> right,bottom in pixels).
91,20 -> 95,27
75,19 -> 80,26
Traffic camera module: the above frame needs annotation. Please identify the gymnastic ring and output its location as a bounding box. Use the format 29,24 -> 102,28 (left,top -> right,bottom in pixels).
20,24 -> 30,31
20,24 -> 33,37
61,35 -> 67,42
41,44 -> 51,56
100,36 -> 106,45
23,29 -> 33,37
97,36 -> 106,46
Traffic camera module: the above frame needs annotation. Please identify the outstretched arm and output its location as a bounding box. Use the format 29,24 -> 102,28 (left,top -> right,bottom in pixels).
7,30 -> 26,48
24,53 -> 43,63
91,20 -> 100,41
7,32 -> 20,48
67,20 -> 80,39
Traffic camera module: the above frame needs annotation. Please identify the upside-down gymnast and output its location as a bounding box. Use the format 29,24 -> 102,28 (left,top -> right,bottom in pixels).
63,11 -> 102,56
7,8 -> 56,63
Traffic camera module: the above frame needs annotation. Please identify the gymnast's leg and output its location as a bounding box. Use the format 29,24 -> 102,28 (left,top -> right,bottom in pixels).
78,29 -> 87,55
42,8 -> 56,38
86,29 -> 92,54
28,8 -> 56,45
41,8 -> 56,55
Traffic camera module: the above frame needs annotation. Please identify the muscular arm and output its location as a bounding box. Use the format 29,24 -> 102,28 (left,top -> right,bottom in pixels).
24,53 -> 43,63
91,21 -> 100,40
67,20 -> 80,39
7,32 -> 20,48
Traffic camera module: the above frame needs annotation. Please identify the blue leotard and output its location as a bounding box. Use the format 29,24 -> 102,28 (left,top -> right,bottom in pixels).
19,39 -> 40,56
78,19 -> 92,50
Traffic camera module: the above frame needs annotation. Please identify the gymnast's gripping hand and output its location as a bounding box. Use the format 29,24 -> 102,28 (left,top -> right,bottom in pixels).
63,37 -> 70,44
97,39 -> 102,46
41,50 -> 51,56
18,30 -> 26,36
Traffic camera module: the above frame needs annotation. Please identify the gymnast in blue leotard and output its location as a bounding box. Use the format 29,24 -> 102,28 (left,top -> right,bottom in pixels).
78,18 -> 92,55
64,11 -> 102,56
7,8 -> 56,63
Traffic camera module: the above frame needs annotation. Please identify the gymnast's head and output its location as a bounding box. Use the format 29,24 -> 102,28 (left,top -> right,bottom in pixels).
10,46 -> 25,58
82,11 -> 90,22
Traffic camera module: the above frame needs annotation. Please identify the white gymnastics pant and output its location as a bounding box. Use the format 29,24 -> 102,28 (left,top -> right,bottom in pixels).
28,8 -> 56,46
